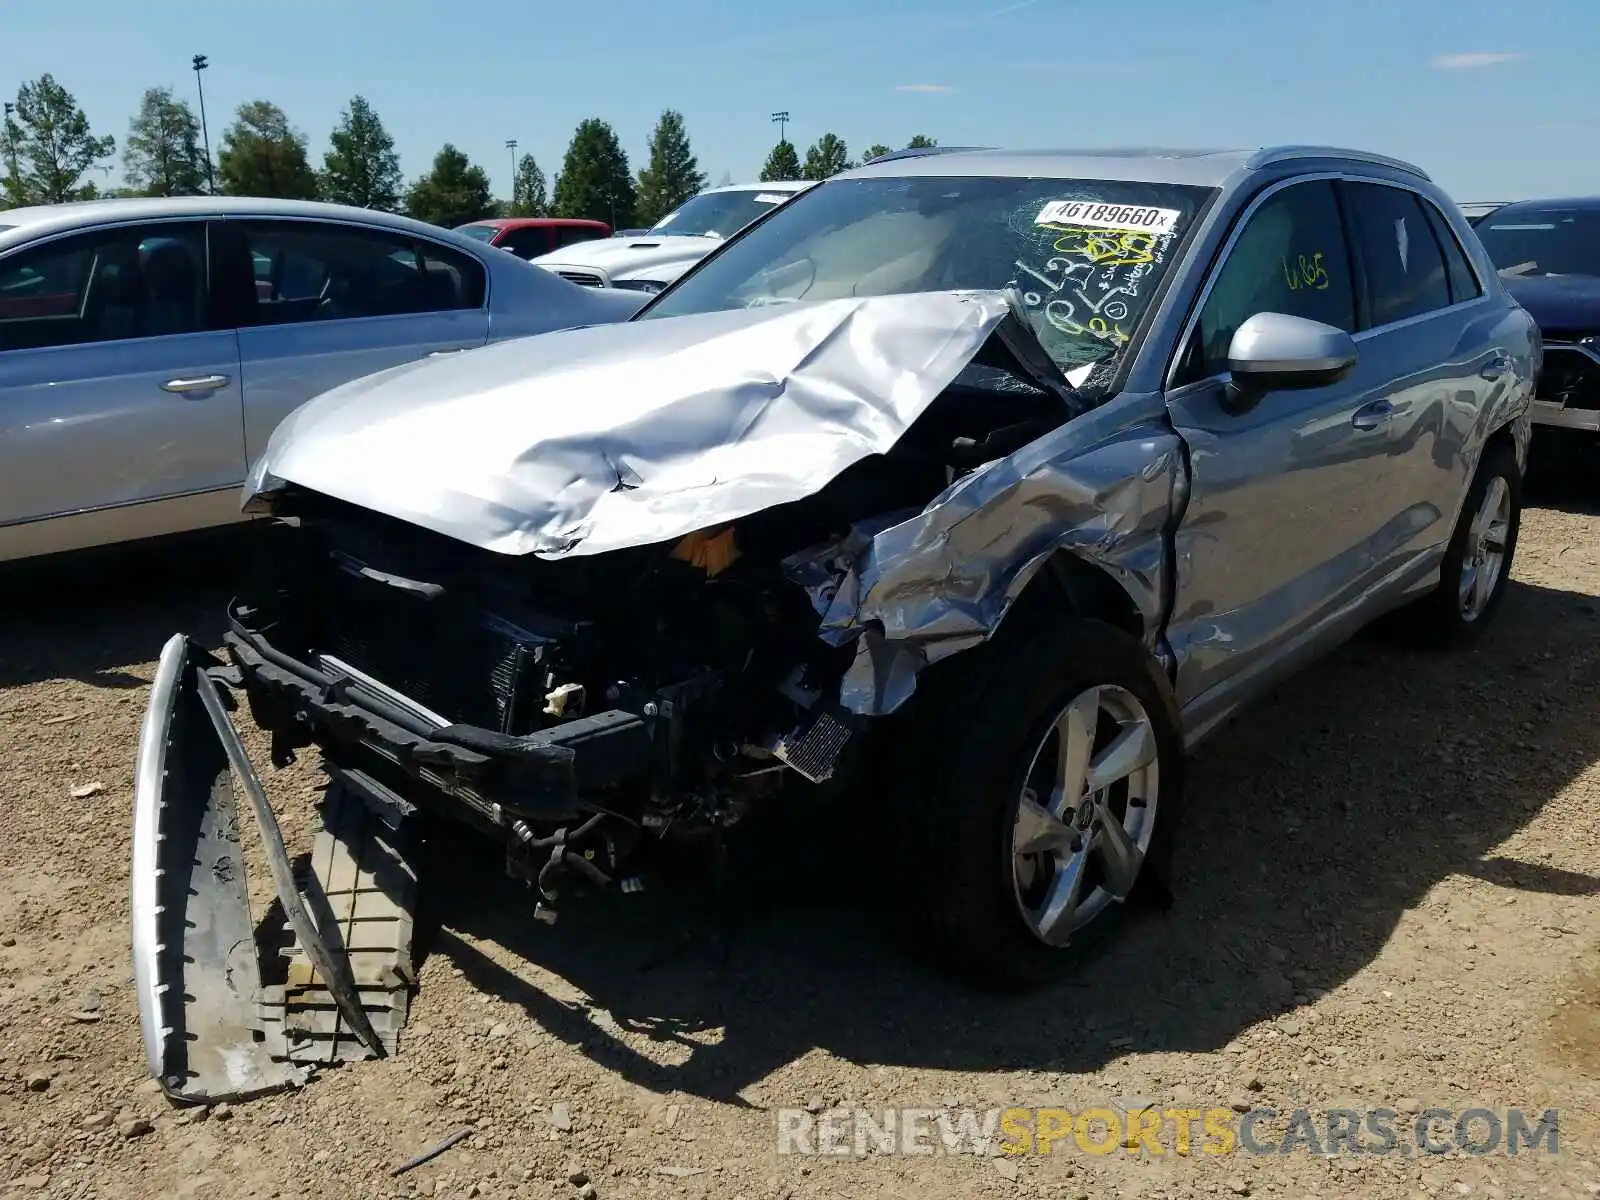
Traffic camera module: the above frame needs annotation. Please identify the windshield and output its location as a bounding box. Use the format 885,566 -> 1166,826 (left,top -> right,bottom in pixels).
642,175 -> 1213,376
1476,207 -> 1600,278
456,223 -> 498,242
648,189 -> 792,239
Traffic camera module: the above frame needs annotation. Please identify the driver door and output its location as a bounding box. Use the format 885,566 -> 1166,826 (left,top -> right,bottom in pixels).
1163,178 -> 1393,733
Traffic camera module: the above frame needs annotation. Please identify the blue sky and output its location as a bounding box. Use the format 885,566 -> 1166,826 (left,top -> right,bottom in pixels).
3,0 -> 1594,204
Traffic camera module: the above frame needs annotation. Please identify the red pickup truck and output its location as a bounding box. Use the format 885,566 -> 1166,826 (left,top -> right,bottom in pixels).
456,217 -> 611,258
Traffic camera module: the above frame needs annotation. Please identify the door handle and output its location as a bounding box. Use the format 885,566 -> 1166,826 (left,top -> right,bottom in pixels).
426,347 -> 468,358
161,374 -> 231,395
1351,399 -> 1394,431
1480,355 -> 1512,381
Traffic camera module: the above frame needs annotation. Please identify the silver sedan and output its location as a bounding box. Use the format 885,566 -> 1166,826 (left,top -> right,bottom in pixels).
0,196 -> 646,562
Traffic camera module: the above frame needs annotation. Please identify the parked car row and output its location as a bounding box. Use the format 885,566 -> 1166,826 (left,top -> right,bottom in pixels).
0,180 -> 826,565
525,179 -> 813,293
5,166 -> 1592,574
454,216 -> 612,257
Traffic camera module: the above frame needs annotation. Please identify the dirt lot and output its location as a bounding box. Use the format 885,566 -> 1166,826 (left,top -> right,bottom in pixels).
2,472 -> 1598,1200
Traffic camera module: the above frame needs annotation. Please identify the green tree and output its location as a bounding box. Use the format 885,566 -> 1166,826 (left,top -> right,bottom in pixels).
552,118 -> 635,227
758,139 -> 801,182
906,134 -> 937,149
218,101 -> 318,199
403,144 -> 495,227
863,143 -> 893,163
634,109 -> 706,227
801,133 -> 852,181
2,74 -> 115,205
122,88 -> 207,198
510,153 -> 548,217
321,95 -> 401,210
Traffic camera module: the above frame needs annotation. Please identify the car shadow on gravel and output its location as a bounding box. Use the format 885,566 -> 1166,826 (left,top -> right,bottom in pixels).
0,531 -> 249,690
427,574 -> 1600,1105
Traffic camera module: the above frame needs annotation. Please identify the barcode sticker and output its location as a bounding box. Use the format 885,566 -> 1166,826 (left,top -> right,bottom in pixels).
1036,201 -> 1181,235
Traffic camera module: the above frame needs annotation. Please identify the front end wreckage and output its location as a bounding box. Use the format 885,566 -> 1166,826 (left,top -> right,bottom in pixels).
131,291 -> 1184,1101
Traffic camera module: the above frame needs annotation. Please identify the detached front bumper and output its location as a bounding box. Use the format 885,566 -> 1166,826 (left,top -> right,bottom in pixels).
131,620 -> 714,1102
132,635 -> 398,1103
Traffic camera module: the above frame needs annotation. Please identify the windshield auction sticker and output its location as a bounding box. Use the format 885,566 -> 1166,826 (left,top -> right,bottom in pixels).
1010,197 -> 1189,358
1035,201 -> 1181,236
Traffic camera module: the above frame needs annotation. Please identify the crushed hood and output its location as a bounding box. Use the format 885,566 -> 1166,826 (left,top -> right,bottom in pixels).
247,291 -> 1067,558
528,234 -> 718,281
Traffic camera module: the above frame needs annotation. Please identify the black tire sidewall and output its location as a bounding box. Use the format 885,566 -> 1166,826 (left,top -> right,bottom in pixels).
1436,442 -> 1523,637
896,619 -> 1185,989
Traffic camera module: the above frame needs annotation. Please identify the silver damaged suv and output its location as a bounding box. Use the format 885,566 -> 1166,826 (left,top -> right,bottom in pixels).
134,146 -> 1537,1102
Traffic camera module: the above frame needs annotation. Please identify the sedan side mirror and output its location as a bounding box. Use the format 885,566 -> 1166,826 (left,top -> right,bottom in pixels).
1225,312 -> 1357,412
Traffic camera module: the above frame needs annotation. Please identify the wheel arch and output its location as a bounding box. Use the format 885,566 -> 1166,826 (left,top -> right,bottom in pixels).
995,549 -> 1147,645
1484,416 -> 1522,470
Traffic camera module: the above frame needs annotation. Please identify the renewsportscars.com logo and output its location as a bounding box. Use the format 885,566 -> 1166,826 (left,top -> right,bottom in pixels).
774,1106 -> 1561,1158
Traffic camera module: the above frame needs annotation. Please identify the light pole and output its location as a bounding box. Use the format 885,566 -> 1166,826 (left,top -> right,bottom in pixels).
771,111 -> 789,145
2,102 -> 17,185
191,54 -> 215,194
505,138 -> 518,208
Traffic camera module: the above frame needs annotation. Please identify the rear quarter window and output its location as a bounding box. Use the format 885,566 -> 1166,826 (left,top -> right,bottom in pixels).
1419,201 -> 1483,304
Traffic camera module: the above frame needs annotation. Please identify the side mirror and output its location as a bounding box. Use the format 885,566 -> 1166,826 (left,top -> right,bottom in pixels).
1225,312 -> 1357,412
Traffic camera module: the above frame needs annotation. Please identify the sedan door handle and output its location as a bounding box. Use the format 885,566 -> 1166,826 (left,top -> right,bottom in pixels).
161,374 -> 231,395
1480,355 -> 1512,381
426,347 -> 468,358
1351,399 -> 1395,431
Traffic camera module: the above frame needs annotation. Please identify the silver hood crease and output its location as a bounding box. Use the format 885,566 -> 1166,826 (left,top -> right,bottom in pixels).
247,289 -> 1184,717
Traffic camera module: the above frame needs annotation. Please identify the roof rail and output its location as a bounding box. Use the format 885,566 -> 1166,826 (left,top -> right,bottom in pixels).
861,145 -> 993,166
1247,145 -> 1431,182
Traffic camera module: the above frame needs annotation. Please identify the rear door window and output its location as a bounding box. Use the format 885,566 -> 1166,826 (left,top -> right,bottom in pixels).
1342,182 -> 1452,327
0,223 -> 208,351
238,221 -> 486,325
1419,200 -> 1483,304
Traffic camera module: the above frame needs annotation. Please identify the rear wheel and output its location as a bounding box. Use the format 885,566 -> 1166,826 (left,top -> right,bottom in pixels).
891,618 -> 1185,989
1392,441 -> 1521,648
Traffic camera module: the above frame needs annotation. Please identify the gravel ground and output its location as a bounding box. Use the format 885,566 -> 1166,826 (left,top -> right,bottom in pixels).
1,475 -> 1598,1200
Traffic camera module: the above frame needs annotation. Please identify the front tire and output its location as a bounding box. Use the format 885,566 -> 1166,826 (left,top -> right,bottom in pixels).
890,618 -> 1185,989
